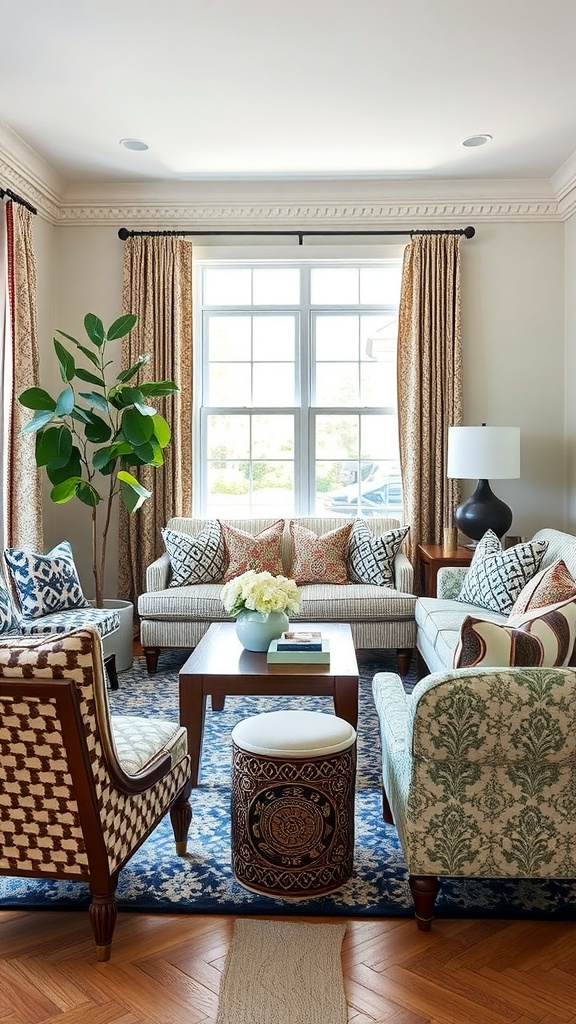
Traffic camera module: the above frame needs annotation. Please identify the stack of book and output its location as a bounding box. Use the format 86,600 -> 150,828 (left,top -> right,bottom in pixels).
267,630 -> 330,664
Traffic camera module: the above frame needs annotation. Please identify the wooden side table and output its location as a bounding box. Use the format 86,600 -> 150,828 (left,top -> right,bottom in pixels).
417,542 -> 473,597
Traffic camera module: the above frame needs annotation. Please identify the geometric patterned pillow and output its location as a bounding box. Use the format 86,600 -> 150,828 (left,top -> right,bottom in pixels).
4,540 -> 90,619
289,520 -> 353,584
347,519 -> 409,588
0,580 -> 19,634
162,521 -> 226,587
457,529 -> 548,615
454,597 -> 576,669
508,559 -> 576,619
221,520 -> 285,583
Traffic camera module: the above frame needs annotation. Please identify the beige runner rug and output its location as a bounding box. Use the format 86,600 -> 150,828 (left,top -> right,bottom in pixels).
216,919 -> 348,1024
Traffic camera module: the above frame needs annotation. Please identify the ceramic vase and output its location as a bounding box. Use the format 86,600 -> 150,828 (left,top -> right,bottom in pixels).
235,609 -> 289,652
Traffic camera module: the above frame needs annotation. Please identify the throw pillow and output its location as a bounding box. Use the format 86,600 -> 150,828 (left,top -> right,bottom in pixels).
220,520 -> 285,583
457,530 -> 548,615
4,540 -> 89,619
347,519 -> 409,588
0,580 -> 19,634
508,559 -> 576,619
162,521 -> 226,587
289,521 -> 353,584
454,596 -> 576,669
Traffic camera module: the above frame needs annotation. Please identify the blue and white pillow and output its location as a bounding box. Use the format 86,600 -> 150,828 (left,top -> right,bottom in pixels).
0,579 -> 19,634
347,519 -> 409,588
4,540 -> 89,619
162,521 -> 226,587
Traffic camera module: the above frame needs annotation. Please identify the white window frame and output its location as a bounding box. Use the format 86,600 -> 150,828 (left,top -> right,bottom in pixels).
192,243 -> 404,519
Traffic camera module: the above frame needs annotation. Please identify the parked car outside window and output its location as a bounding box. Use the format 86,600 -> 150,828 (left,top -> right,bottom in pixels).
323,477 -> 403,518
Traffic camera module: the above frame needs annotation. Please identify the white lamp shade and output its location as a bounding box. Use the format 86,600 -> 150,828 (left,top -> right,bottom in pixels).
447,426 -> 521,480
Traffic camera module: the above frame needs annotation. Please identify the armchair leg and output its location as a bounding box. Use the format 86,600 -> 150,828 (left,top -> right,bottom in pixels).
144,647 -> 160,674
397,648 -> 413,675
409,874 -> 440,931
170,781 -> 193,856
89,892 -> 118,962
382,785 -> 394,824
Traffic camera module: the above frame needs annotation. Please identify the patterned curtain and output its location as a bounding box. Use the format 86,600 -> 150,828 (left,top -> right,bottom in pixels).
3,202 -> 43,551
397,234 -> 462,569
119,235 -> 193,603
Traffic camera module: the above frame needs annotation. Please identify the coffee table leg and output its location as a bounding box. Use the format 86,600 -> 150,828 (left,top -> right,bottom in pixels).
179,674 -> 206,787
333,676 -> 359,729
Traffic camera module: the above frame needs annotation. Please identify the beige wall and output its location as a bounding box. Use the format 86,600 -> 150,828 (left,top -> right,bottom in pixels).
565,210 -> 576,531
32,215 -> 567,596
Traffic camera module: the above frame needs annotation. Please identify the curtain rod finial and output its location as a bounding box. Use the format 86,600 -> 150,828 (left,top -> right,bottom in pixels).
118,227 -> 130,240
463,226 -> 475,239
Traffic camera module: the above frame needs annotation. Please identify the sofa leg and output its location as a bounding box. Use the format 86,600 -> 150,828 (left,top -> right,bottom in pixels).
144,647 -> 160,674
382,785 -> 394,824
397,648 -> 413,675
170,781 -> 193,856
409,874 -> 440,931
416,650 -> 429,679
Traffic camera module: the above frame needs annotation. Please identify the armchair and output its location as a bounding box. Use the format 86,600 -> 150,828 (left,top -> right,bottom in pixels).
372,665 -> 576,929
0,627 -> 192,961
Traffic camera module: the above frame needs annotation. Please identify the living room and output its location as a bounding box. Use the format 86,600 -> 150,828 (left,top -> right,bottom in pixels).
2,1 -> 576,1020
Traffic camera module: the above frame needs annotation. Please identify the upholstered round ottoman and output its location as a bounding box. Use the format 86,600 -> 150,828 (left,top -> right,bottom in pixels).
231,709 -> 357,898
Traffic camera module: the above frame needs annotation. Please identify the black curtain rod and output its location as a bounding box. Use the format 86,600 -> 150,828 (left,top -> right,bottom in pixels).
118,225 -> 475,244
0,186 -> 37,215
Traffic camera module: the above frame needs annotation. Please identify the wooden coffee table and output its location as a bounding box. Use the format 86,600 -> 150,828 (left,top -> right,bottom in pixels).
179,621 -> 359,786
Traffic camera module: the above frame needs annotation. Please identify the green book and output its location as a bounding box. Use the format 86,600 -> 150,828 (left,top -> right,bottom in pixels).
266,639 -> 331,664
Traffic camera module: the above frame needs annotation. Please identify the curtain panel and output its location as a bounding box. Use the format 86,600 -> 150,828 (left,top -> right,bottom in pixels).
119,236 -> 193,603
397,234 -> 462,569
3,202 -> 43,552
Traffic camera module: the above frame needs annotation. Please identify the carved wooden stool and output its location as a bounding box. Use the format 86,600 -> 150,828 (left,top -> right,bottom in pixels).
231,709 -> 356,898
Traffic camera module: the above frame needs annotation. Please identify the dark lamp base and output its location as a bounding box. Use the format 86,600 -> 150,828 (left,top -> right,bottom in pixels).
454,479 -> 513,542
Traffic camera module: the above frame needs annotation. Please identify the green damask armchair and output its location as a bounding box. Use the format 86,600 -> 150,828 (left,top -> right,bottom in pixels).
372,666 -> 576,929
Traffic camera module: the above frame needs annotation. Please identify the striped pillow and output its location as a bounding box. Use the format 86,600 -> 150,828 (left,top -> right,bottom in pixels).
454,596 -> 576,669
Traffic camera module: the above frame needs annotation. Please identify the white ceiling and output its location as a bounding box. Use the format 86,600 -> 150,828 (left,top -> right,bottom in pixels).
1,0 -> 576,187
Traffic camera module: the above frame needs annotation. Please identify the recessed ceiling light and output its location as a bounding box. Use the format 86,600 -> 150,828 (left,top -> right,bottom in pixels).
120,138 -> 149,151
462,134 -> 493,148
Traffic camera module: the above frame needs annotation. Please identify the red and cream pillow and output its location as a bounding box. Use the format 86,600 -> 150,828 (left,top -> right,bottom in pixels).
454,595 -> 576,669
220,520 -> 285,582
508,559 -> 576,618
289,521 -> 353,584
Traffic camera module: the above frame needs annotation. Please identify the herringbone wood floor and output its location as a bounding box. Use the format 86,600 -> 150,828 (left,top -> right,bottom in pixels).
1,909 -> 576,1023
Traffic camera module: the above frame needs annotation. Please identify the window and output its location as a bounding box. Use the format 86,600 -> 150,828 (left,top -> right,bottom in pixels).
195,256 -> 402,519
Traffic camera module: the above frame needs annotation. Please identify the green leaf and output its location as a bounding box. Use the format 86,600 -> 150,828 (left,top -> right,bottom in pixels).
118,470 -> 151,513
84,313 -> 105,347
70,407 -> 93,425
51,477 -> 82,503
139,380 -> 179,397
135,402 -> 156,417
121,407 -> 155,446
46,446 -> 82,485
76,482 -> 100,507
108,385 -> 145,409
133,439 -> 164,467
54,339 -> 76,382
72,341 -> 101,367
80,391 -> 110,413
75,367 -> 105,387
18,387 -> 57,411
106,313 -> 137,341
36,425 -> 72,468
116,354 -> 150,383
151,413 -> 171,447
55,387 -> 75,416
93,440 -> 132,471
20,410 -> 54,434
84,413 -> 112,443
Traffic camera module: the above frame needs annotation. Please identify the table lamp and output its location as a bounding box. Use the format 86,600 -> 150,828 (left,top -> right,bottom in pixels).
447,424 -> 521,543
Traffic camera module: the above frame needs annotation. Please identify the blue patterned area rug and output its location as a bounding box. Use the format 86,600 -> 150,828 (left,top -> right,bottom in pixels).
2,650 -> 575,920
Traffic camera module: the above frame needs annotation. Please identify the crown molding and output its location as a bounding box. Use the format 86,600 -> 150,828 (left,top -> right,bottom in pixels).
0,120 -> 63,221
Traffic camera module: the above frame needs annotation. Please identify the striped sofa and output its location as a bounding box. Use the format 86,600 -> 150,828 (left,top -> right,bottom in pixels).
138,516 -> 417,673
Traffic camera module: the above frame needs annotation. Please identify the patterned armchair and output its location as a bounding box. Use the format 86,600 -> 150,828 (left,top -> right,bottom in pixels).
372,665 -> 576,929
0,628 -> 192,961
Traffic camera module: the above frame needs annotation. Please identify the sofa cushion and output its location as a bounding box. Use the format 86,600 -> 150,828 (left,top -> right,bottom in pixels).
220,520 -> 285,582
454,597 -> 576,668
4,540 -> 90,619
162,521 -> 226,587
508,559 -> 576,617
457,530 -> 548,615
289,521 -> 353,584
347,519 -> 409,587
17,605 -> 120,638
416,596 -> 506,673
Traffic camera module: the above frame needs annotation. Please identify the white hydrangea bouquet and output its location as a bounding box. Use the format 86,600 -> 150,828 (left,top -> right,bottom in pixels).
221,569 -> 300,619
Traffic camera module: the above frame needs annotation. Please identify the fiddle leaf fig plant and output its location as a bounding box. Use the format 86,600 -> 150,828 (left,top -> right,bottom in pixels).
18,312 -> 178,607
